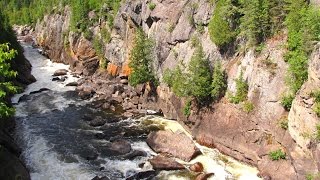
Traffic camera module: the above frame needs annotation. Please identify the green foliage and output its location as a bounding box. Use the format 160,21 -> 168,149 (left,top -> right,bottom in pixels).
188,44 -> 212,102
163,65 -> 189,97
311,90 -> 320,117
285,1 -> 320,93
242,101 -> 254,113
268,149 -> 286,161
313,103 -> 320,118
306,172 -> 320,180
183,99 -> 192,117
0,43 -> 17,118
129,29 -> 156,87
278,116 -> 288,130
167,23 -> 175,33
148,3 -> 156,10
315,124 -> 320,141
1,0 -> 122,33
164,44 -> 213,103
280,94 -> 294,111
101,27 -> 111,43
229,71 -> 248,104
208,0 -> 286,48
239,0 -> 273,46
311,90 -> 320,103
190,35 -> 200,48
196,22 -> 205,34
211,61 -> 227,101
208,0 -> 239,47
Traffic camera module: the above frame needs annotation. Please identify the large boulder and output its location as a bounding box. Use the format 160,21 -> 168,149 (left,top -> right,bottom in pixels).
149,155 -> 185,170
146,130 -> 201,162
100,139 -> 132,157
89,117 -> 107,127
0,146 -> 30,180
53,69 -> 68,76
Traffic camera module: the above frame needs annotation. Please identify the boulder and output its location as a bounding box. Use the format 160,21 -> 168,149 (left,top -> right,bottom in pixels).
100,139 -> 132,157
91,176 -> 110,180
147,130 -> 201,162
18,94 -> 31,103
126,170 -> 156,180
122,150 -> 147,160
29,88 -> 50,95
189,162 -> 204,172
86,153 -> 98,160
52,77 -> 60,81
109,139 -> 132,154
149,155 -> 185,170
53,69 -> 68,76
66,82 -> 78,86
89,117 -> 107,127
0,146 -> 30,180
120,79 -> 128,84
195,173 -> 215,180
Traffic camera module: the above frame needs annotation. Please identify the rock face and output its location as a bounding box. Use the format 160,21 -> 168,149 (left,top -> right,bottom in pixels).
34,6 -> 99,76
147,130 -> 200,162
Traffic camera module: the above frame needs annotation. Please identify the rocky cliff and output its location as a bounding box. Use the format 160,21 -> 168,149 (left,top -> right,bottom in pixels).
32,0 -> 320,179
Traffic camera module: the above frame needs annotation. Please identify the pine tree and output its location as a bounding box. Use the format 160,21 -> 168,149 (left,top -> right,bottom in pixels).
129,29 -> 156,87
230,71 -> 248,104
211,61 -> 227,101
188,44 -> 212,102
208,0 -> 239,47
240,0 -> 271,46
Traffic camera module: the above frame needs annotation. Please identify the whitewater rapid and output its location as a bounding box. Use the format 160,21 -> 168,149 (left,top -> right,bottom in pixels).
13,43 -> 260,180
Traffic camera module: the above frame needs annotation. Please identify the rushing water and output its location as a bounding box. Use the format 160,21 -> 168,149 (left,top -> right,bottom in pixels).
13,43 -> 260,180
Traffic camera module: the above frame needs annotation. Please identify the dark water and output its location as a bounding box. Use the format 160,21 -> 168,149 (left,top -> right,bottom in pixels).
13,44 -> 155,180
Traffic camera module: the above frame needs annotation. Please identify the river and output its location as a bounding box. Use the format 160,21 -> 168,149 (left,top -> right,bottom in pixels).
12,42 -> 260,180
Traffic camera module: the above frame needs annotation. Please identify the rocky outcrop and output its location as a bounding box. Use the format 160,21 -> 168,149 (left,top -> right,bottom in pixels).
34,6 -> 99,76
147,130 -> 200,162
286,43 -> 320,176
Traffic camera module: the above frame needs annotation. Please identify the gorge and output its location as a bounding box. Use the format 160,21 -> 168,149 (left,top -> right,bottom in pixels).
1,0 -> 320,180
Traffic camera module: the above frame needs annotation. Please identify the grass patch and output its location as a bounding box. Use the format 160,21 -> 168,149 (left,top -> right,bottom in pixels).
269,149 -> 286,161
183,99 -> 192,117
242,101 -> 254,113
278,116 -> 288,130
148,3 -> 156,10
280,94 -> 294,111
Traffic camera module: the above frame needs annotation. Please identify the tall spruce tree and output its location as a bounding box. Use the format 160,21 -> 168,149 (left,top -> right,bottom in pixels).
208,0 -> 240,47
129,29 -> 156,87
239,0 -> 271,46
211,61 -> 227,101
188,44 -> 212,102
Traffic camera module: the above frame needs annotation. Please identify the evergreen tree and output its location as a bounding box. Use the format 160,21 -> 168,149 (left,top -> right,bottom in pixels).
208,0 -> 239,47
188,44 -> 212,102
230,71 -> 248,104
239,0 -> 271,46
129,29 -> 156,87
211,61 -> 227,101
